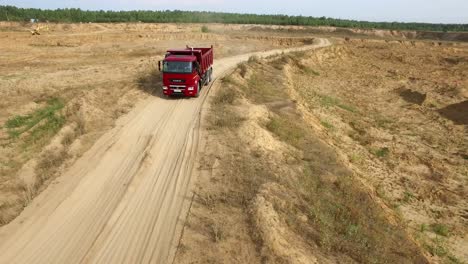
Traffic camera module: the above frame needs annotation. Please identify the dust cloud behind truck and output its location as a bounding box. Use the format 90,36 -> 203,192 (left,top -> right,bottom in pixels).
159,46 -> 214,97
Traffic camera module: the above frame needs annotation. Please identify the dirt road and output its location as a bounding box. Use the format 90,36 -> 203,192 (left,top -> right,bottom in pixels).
0,39 -> 330,264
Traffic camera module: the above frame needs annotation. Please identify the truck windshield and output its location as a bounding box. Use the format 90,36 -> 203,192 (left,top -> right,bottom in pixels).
163,61 -> 193,73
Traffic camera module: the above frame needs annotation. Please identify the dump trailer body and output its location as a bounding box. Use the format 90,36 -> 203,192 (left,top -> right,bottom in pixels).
161,46 -> 214,97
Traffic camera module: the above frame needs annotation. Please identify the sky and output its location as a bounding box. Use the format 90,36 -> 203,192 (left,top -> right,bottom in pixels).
1,0 -> 467,24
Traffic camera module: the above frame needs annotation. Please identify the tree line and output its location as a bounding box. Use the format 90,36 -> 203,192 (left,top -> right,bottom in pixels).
1,5 -> 466,32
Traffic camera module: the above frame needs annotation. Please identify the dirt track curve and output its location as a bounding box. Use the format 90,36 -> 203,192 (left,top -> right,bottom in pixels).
0,39 -> 330,264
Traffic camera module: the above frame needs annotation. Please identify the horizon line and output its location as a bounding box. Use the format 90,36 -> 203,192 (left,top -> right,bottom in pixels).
1,5 -> 467,25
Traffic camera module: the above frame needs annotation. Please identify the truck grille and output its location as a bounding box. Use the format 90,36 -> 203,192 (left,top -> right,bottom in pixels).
170,85 -> 186,90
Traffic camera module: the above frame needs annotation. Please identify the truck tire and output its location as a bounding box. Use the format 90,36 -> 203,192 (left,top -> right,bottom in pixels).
195,82 -> 201,98
204,73 -> 209,86
205,68 -> 213,86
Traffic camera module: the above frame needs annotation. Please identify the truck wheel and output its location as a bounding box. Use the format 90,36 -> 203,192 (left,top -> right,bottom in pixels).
195,83 -> 201,98
205,68 -> 213,86
204,75 -> 209,86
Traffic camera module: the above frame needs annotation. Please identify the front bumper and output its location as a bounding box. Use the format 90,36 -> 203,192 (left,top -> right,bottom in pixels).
163,85 -> 197,97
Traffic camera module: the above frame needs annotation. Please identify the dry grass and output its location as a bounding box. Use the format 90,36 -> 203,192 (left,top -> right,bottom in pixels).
263,108 -> 423,263
209,84 -> 245,129
238,63 -> 248,78
201,55 -> 428,263
136,67 -> 163,96
0,181 -> 27,225
210,109 -> 245,129
35,148 -> 68,186
61,129 -> 76,146
208,220 -> 225,243
212,86 -> 237,106
284,41 -> 468,263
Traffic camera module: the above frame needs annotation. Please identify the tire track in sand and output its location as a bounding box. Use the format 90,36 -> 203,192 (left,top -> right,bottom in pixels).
0,39 -> 330,264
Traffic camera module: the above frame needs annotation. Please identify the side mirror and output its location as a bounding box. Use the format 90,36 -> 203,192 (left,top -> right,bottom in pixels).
158,61 -> 162,72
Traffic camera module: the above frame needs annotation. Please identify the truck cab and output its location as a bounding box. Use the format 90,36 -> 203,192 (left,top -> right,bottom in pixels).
160,46 -> 213,97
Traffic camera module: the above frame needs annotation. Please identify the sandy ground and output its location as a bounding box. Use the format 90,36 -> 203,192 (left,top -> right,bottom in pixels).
0,26 -> 330,262
0,22 -> 313,226
286,40 -> 467,262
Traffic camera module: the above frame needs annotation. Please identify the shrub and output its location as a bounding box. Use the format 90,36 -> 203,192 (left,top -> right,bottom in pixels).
201,25 -> 209,33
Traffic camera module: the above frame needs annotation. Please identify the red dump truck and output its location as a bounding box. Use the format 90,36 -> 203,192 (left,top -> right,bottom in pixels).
159,46 -> 214,97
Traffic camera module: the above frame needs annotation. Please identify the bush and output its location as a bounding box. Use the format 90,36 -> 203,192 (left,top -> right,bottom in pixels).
201,25 -> 209,33
212,88 -> 236,105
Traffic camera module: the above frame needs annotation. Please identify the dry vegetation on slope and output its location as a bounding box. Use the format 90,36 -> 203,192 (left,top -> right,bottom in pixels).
284,40 -> 467,263
174,41 -> 468,263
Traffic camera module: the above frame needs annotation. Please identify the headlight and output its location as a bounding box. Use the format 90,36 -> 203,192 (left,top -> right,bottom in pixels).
163,86 -> 168,90
188,87 -> 194,91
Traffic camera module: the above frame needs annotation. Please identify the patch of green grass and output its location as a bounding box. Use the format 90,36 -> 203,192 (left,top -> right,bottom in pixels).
201,25 -> 209,33
0,74 -> 28,81
266,115 -> 305,146
320,120 -> 334,130
346,224 -> 360,237
319,94 -> 357,113
420,223 -> 428,232
349,153 -> 363,164
447,255 -> 464,264
402,191 -> 415,203
430,223 -> 450,237
375,147 -> 390,158
4,98 -> 65,148
337,103 -> 357,113
424,238 -> 448,257
304,67 -> 320,76
0,159 -> 21,170
375,184 -> 388,199
375,116 -> 394,129
420,233 -> 463,264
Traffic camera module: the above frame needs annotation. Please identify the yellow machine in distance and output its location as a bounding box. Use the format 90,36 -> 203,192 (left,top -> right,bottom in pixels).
31,24 -> 49,35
